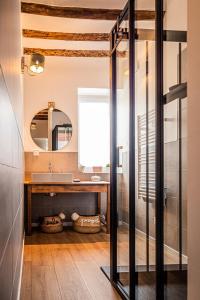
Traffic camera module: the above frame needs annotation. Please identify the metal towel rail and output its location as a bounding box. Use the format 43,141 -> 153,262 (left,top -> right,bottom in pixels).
138,110 -> 156,203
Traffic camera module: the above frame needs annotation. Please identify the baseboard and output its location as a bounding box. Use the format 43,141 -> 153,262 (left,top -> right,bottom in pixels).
17,234 -> 25,300
136,228 -> 188,263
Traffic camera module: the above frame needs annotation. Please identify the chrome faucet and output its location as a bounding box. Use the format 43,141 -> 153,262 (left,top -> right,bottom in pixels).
48,162 -> 53,173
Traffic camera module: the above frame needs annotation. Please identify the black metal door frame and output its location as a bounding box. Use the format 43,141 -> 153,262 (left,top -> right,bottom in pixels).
155,0 -> 164,298
109,4 -> 133,299
107,1 -> 187,299
109,1 -> 159,298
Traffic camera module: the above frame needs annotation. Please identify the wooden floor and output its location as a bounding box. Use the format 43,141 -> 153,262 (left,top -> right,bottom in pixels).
20,227 -> 187,300
20,229 -> 121,300
117,227 -> 187,267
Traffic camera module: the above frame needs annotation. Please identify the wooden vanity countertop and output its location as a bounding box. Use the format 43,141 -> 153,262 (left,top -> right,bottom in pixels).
24,180 -> 110,185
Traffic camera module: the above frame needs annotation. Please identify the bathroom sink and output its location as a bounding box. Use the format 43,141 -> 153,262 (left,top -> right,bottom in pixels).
31,173 -> 73,183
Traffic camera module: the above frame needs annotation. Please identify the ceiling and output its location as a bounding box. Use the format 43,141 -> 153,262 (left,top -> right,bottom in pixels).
22,0 -> 155,57
22,0 -> 127,9
22,0 -> 126,53
22,0 -> 155,9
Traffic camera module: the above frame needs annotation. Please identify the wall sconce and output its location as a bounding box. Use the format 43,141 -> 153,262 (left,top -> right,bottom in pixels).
21,53 -> 45,75
30,53 -> 45,74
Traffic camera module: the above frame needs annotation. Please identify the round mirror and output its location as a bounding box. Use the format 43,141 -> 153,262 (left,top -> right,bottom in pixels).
30,108 -> 72,151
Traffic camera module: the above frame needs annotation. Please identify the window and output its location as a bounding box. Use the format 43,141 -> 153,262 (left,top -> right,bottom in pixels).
78,89 -> 110,169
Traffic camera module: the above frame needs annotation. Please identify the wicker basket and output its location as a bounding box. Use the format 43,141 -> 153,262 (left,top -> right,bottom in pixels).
41,216 -> 63,233
73,215 -> 101,234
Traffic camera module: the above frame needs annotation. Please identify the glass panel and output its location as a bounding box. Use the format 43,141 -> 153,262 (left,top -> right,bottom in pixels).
108,1 -> 188,298
135,0 -> 156,299
163,0 -> 187,298
116,19 -> 130,295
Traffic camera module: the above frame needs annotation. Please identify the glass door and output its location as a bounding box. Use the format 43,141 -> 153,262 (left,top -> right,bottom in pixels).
116,18 -> 130,295
102,1 -> 188,299
134,0 -> 157,298
163,1 -> 187,298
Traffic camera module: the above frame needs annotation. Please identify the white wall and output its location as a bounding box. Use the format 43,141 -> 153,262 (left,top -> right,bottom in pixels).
0,0 -> 23,133
0,0 -> 24,298
24,56 -> 109,152
164,0 -> 187,31
164,0 -> 187,94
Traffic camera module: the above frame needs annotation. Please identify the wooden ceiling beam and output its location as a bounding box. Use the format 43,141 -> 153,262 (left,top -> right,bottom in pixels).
21,2 -> 156,21
24,29 -> 183,43
24,48 -> 108,57
23,29 -> 110,41
24,48 -> 126,58
22,28 -> 155,43
23,29 -> 183,45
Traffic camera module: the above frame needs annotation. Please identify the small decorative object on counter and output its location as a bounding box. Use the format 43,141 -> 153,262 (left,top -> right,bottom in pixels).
73,178 -> 80,182
41,212 -> 66,233
91,175 -> 101,182
71,212 -> 101,233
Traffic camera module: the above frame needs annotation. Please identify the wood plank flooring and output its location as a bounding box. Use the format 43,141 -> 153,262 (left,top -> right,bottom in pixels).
117,228 -> 187,267
20,227 -> 187,300
20,229 -> 120,300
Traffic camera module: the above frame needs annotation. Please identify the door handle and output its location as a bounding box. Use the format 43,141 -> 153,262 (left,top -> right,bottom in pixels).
117,146 -> 123,168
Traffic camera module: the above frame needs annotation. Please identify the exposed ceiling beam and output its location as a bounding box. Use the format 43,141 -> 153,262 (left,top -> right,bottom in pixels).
23,29 -> 110,41
23,29 -> 185,45
24,48 -> 109,57
23,29 -> 154,42
24,48 -> 126,58
21,2 -> 156,21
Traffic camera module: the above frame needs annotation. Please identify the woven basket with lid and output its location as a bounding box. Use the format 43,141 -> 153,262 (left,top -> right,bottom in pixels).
73,215 -> 101,233
41,216 -> 63,233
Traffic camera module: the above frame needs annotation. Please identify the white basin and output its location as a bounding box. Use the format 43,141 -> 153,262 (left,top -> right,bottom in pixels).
31,173 -> 73,183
